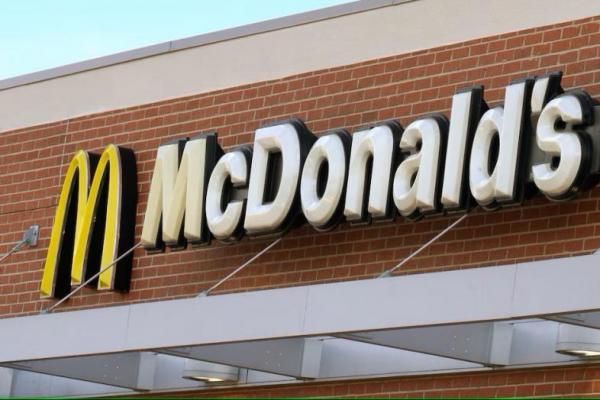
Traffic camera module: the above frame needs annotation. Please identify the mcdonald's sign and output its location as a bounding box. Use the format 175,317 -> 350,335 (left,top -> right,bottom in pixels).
39,72 -> 600,300
40,145 -> 137,299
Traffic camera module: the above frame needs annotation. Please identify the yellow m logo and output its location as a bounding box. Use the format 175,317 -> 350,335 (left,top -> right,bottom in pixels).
40,145 -> 137,299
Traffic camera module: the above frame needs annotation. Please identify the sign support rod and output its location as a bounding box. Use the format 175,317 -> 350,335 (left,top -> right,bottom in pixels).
0,242 -> 26,264
377,213 -> 470,278
198,237 -> 282,297
41,241 -> 143,314
0,225 -> 39,264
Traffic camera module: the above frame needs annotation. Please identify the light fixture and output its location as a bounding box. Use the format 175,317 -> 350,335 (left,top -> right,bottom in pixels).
560,349 -> 600,357
182,359 -> 239,383
555,323 -> 600,358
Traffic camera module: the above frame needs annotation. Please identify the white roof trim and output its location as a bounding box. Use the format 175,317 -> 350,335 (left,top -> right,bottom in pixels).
0,0 -> 408,91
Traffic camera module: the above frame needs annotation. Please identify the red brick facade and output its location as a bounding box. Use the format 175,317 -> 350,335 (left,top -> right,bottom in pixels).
2,13 -> 600,397
160,365 -> 600,398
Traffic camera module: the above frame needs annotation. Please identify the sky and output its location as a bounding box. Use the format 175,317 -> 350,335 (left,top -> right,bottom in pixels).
0,0 -> 350,80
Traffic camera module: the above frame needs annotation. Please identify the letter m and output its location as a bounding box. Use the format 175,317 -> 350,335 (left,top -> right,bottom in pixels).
140,133 -> 218,250
40,145 -> 137,299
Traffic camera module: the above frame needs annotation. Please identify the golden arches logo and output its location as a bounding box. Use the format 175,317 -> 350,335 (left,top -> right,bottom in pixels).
40,145 -> 137,299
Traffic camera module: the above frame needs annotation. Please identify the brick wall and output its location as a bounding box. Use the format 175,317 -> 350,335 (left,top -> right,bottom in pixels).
2,15 -> 600,316
2,13 -> 600,398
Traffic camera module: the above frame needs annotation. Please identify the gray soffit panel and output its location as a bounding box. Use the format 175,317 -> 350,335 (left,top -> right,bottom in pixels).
158,338 -> 323,379
2,319 -> 595,396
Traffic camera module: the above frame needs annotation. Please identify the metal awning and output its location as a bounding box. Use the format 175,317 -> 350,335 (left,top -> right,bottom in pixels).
2,250 -> 600,396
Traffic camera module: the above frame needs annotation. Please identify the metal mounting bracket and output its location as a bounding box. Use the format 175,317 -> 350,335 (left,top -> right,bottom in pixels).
22,225 -> 39,247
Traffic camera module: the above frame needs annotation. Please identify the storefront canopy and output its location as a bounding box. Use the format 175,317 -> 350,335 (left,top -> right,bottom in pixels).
2,250 -> 600,396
